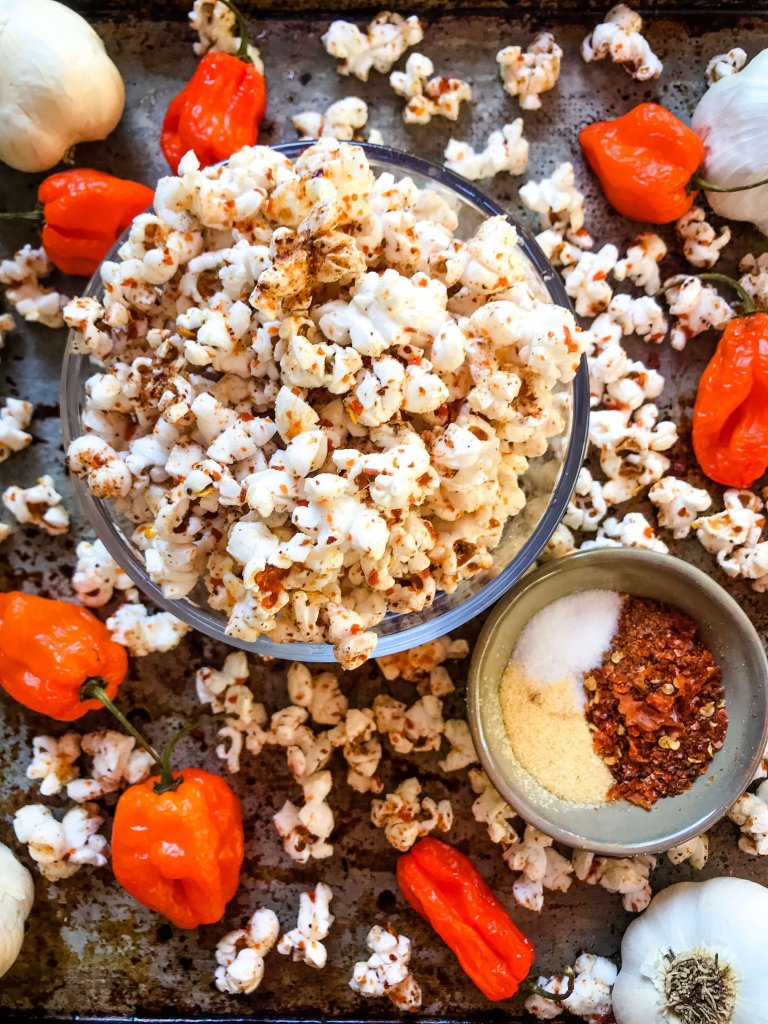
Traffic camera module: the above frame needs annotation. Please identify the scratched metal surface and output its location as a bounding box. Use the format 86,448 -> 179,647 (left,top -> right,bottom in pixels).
1,3 -> 768,1021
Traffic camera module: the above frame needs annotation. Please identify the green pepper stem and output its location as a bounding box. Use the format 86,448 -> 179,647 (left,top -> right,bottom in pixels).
691,171 -> 768,194
0,209 -> 44,224
525,966 -> 576,1003
658,272 -> 756,316
218,0 -> 252,64
79,678 -> 231,795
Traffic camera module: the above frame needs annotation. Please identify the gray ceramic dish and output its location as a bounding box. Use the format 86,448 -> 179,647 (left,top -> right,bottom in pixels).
468,548 -> 768,855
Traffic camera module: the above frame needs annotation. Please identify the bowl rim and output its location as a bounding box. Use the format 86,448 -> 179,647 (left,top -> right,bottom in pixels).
468,547 -> 768,855
60,140 -> 589,662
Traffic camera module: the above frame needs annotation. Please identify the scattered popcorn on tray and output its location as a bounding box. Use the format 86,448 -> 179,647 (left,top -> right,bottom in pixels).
0,245 -> 67,328
590,403 -> 676,505
198,652 -> 269,773
390,53 -> 472,124
371,777 -> 453,851
519,162 -> 592,252
106,602 -> 190,656
327,707 -> 383,793
2,474 -> 70,536
572,849 -> 656,912
581,512 -> 669,554
215,907 -> 280,994
539,522 -> 577,561
0,397 -> 33,463
728,783 -> 768,856
293,97 -> 369,141
469,769 -> 521,847
666,834 -> 709,869
438,719 -> 478,772
613,232 -> 667,295
662,274 -> 734,350
563,245 -> 619,317
13,802 -> 109,881
66,731 -> 154,802
273,771 -> 335,863
693,488 -> 768,589
563,467 -> 608,533
374,694 -> 445,753
73,539 -> 137,607
377,636 -> 467,695
0,311 -> 14,356
503,824 -> 573,912
496,32 -> 562,111
738,252 -> 768,311
287,663 -> 348,726
581,4 -> 662,81
322,11 -> 423,81
649,476 -> 712,539
189,0 -> 263,71
26,734 -> 81,797
705,46 -> 747,85
599,292 -> 668,344
350,925 -> 422,1011
525,953 -> 617,1023
443,120 -> 529,180
675,207 -> 731,268
277,882 -> 334,968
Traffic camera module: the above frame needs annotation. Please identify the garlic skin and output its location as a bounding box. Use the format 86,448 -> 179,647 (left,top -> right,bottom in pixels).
0,0 -> 125,172
0,843 -> 34,979
613,878 -> 768,1024
692,49 -> 768,236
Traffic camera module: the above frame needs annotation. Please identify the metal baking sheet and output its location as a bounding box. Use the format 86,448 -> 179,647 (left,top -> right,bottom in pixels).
1,2 -> 768,1021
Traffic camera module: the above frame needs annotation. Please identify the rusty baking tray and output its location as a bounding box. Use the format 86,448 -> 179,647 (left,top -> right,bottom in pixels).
1,1 -> 768,1021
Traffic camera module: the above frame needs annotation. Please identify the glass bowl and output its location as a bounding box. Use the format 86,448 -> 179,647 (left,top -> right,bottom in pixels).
60,142 -> 589,662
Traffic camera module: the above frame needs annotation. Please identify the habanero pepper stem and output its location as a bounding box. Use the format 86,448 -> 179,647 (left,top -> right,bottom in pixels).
218,0 -> 251,63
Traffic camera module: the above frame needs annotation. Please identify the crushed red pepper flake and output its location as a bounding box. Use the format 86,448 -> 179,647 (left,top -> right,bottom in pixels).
585,596 -> 726,809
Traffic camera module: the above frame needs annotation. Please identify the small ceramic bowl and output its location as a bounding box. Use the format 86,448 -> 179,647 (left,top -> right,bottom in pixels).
468,548 -> 768,855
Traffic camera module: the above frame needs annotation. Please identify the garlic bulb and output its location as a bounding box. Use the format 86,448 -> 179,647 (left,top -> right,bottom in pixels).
612,877 -> 768,1024
0,0 -> 125,172
0,842 -> 34,979
692,49 -> 768,236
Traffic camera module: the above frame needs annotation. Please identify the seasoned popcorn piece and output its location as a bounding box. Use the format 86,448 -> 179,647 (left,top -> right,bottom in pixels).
582,512 -> 669,554
613,232 -> 667,295
376,636 -> 467,695
106,602 -> 190,656
563,245 -> 618,317
444,120 -> 528,180
581,4 -> 662,81
525,953 -> 617,1023
67,436 -> 133,498
0,398 -> 33,463
469,769 -> 520,846
539,522 -> 577,562
497,32 -> 562,111
438,719 -> 478,772
350,925 -> 422,1011
67,731 -> 154,802
273,772 -> 335,863
0,311 -> 14,356
322,11 -> 423,81
287,663 -> 348,726
374,693 -> 445,753
728,784 -> 768,856
0,245 -> 67,328
327,707 -> 383,793
572,849 -> 656,912
675,207 -> 731,269
73,539 -> 136,607
649,477 -> 712,539
13,802 -> 109,881
666,834 -> 709,869
293,97 -> 369,141
503,824 -> 573,912
26,734 -> 81,796
390,53 -> 472,125
705,47 -> 747,85
371,777 -> 453,851
600,293 -> 668,344
277,883 -> 334,968
739,252 -> 768,311
215,907 -> 279,994
189,0 -> 263,71
563,467 -> 608,533
693,488 -> 765,557
662,275 -> 734,351
2,474 -> 69,535
519,162 -> 592,250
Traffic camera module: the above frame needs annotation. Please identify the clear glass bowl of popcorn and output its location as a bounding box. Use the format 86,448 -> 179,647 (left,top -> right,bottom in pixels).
60,142 -> 589,663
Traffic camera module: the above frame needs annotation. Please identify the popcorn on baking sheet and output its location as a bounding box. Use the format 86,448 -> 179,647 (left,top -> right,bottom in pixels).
503,824 -> 573,912
497,32 -> 562,111
525,953 -> 617,1023
293,98 -> 369,141
706,47 -> 747,85
739,252 -> 768,311
215,907 -> 280,994
2,474 -> 69,535
519,162 -> 592,252
350,925 -> 422,1011
371,777 -> 453,851
693,488 -> 768,590
322,11 -> 423,80
666,834 -> 709,869
649,476 -> 711,539
73,539 -> 137,607
581,4 -> 662,81
469,769 -> 520,847
273,771 -> 335,863
390,53 -> 472,124
327,707 -> 383,793
675,207 -> 731,268
26,734 -> 81,797
373,693 -> 445,754
662,275 -> 734,351
13,802 -> 109,881
197,652 -> 268,773
67,731 -> 154,803
0,311 -> 14,356
613,232 -> 667,295
0,245 -> 67,328
277,882 -> 334,968
539,522 -> 577,562
438,719 -> 478,772
0,397 -> 33,463
581,512 -> 669,554
106,601 -> 190,656
572,848 -> 656,912
377,636 -> 467,696
599,293 -> 668,345
563,245 -> 618,317
189,0 -> 263,71
728,783 -> 768,856
444,121 -> 529,180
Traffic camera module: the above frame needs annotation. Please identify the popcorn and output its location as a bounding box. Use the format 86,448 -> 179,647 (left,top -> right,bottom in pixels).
350,926 -> 422,1011
563,245 -> 618,317
693,489 -> 768,589
26,734 -> 81,796
581,4 -> 662,80
666,834 -> 709,869
438,719 -> 478,772
503,825 -> 573,912
563,467 -> 608,532
322,11 -> 423,80
277,883 -> 334,968
663,275 -> 734,351
0,397 -> 33,463
727,783 -> 768,856
526,953 -> 617,1023
469,769 -> 520,847
293,97 -> 369,141
519,162 -> 592,250
376,636 -> 467,695
73,539 -> 136,607
67,436 -> 133,498
613,232 -> 667,295
2,474 -> 69,535
706,47 -> 747,85
327,707 -> 383,793
497,32 -> 562,111
0,245 -> 67,328
273,771 -> 335,863
572,849 -> 656,912
371,778 -> 453,851
287,663 -> 348,725
215,908 -> 279,994
540,522 -> 577,561
374,693 -> 445,753
600,292 -> 668,344
0,311 -> 14,356
13,802 -> 108,881
675,207 -> 731,268
66,731 -> 154,802
106,601 -> 190,656
590,404 -> 676,505
189,0 -> 263,71
582,511 -> 669,554
739,252 -> 768,311
443,121 -> 529,180
649,477 -> 712,539
390,53 -> 472,125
